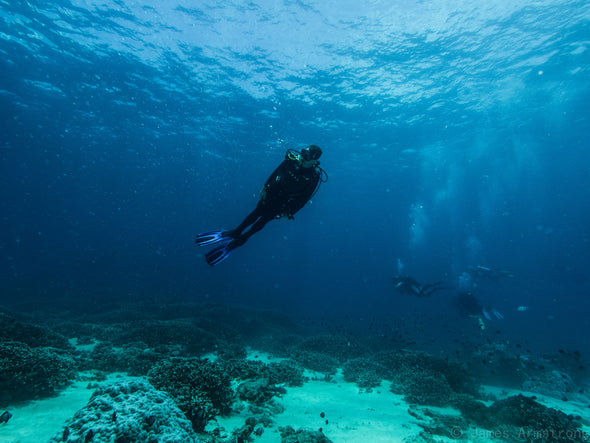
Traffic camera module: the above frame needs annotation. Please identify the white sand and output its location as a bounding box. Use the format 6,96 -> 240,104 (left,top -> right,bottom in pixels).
271,374 -> 421,442
213,364 -> 423,443
1,380 -> 91,443
0,373 -> 124,443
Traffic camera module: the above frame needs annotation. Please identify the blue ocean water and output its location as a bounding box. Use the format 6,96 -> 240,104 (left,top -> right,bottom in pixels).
1,0 -> 589,355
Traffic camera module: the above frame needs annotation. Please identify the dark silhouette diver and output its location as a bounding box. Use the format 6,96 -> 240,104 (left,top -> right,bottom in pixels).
452,291 -> 504,330
195,145 -> 327,266
393,275 -> 447,298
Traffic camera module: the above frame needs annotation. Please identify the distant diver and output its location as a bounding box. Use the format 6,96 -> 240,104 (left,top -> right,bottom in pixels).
195,145 -> 327,266
468,265 -> 514,280
452,291 -> 504,330
393,275 -> 447,298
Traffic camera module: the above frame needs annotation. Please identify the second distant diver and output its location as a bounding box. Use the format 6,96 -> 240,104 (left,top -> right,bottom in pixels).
393,275 -> 447,298
195,145 -> 327,266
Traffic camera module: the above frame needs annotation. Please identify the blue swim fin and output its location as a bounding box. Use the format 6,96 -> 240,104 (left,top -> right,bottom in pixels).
205,242 -> 236,266
195,230 -> 232,247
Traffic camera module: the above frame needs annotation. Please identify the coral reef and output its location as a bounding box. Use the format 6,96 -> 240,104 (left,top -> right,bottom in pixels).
293,335 -> 370,363
0,341 -> 76,407
236,378 -> 287,405
375,349 -> 480,405
266,360 -> 306,387
0,313 -> 73,350
342,358 -> 386,389
84,341 -> 168,376
102,320 -> 220,355
220,358 -> 305,387
148,357 -> 234,431
81,342 -> 170,375
409,406 -> 470,440
456,394 -> 586,442
291,350 -> 339,375
48,378 -> 207,443
220,358 -> 268,381
279,426 -> 333,443
393,370 -> 455,406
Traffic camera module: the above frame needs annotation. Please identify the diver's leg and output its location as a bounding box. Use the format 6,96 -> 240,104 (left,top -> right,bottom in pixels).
423,282 -> 446,296
230,202 -> 265,237
234,213 -> 274,245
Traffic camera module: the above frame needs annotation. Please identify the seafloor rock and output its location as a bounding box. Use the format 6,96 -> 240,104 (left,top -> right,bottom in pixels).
465,343 -> 529,388
49,377 -> 207,443
523,369 -> 589,403
279,426 -> 333,443
0,341 -> 76,407
342,358 -> 387,389
456,393 -> 586,442
148,357 -> 234,431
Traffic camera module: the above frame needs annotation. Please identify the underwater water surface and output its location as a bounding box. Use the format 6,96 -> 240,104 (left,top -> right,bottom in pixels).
1,0 -> 590,373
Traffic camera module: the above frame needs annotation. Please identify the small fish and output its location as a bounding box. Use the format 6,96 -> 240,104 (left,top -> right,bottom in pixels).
0,411 -> 12,424
254,427 -> 264,436
517,306 -> 529,312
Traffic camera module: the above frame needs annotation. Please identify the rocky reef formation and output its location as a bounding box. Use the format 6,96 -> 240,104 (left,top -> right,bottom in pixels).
49,377 -> 207,443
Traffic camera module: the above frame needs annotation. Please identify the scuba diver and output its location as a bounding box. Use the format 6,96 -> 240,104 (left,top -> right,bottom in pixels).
455,271 -> 504,329
468,265 -> 515,280
195,145 -> 327,266
393,275 -> 447,298
451,291 -> 504,331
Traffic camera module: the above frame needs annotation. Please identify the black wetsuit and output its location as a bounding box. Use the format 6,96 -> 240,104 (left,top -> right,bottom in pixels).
230,155 -> 321,246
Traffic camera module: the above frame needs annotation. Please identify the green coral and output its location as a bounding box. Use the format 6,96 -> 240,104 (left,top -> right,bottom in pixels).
148,358 -> 234,431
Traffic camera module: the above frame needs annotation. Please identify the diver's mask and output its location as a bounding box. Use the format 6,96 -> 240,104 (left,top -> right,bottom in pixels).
300,145 -> 322,167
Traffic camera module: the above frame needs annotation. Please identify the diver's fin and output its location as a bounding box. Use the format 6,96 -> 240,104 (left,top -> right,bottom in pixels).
195,230 -> 232,247
205,242 -> 235,266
